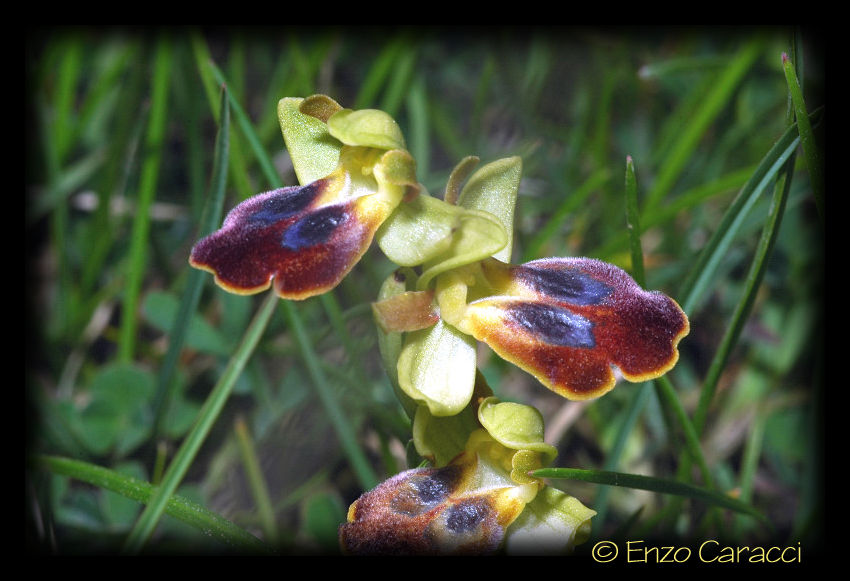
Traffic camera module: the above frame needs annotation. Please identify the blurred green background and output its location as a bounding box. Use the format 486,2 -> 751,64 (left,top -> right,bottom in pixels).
26,27 -> 824,555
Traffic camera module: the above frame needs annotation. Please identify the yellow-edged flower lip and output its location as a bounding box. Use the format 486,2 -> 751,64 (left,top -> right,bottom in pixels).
189,174 -> 392,301
339,451 -> 528,556
456,257 -> 690,400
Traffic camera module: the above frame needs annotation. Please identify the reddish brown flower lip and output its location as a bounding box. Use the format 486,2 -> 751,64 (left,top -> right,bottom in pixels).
189,178 -> 387,301
458,257 -> 690,400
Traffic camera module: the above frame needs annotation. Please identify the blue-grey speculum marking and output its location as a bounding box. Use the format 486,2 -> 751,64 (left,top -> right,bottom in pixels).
507,302 -> 595,348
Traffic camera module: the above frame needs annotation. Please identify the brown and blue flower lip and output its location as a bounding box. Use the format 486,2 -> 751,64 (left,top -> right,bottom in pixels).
456,257 -> 690,400
189,175 -> 391,301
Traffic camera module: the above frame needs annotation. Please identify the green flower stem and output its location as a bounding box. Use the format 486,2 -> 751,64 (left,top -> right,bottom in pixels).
532,467 -> 767,525
234,415 -> 279,545
123,290 -> 280,553
36,455 -> 270,553
118,37 -> 172,363
782,52 -> 823,224
152,85 -> 230,440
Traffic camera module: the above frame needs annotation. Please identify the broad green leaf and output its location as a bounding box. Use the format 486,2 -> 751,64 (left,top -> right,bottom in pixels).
142,291 -> 230,355
327,108 -> 406,150
397,320 -> 477,416
457,156 -> 522,263
76,363 -> 155,456
277,97 -> 342,185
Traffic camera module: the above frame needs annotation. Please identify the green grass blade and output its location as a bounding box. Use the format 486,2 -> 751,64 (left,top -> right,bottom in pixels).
590,384 -> 652,537
522,168 -> 610,262
118,37 -> 172,362
532,467 -> 767,524
624,156 -> 645,285
200,61 -> 379,491
52,36 -> 83,163
678,119 -> 804,315
207,61 -> 280,191
123,291 -> 280,553
782,52 -> 823,224
234,416 -> 279,545
692,141 -> 795,436
36,455 -> 270,553
644,40 -> 762,211
151,86 -> 231,439
595,164 -> 755,260
280,300 -> 379,490
354,36 -> 405,110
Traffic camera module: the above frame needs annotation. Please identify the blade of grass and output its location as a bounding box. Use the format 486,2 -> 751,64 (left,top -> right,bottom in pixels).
52,35 -> 83,163
522,167 -> 610,262
202,59 -> 379,491
118,37 -> 172,363
234,416 -> 279,545
533,467 -> 767,524
405,74 -> 430,181
624,156 -> 645,285
207,61 -> 280,192
280,300 -> 378,490
592,158 -> 713,533
354,36 -> 406,110
123,290 -> 280,553
782,52 -> 823,224
595,164 -> 756,260
36,455 -> 270,553
690,128 -> 795,438
151,85 -> 231,440
644,40 -> 762,211
678,113 -> 814,314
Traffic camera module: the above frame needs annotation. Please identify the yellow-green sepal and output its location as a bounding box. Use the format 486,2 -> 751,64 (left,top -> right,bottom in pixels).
457,156 -> 522,263
397,319 -> 477,417
477,397 -> 558,467
503,486 -> 596,555
277,96 -> 343,186
327,108 -> 406,151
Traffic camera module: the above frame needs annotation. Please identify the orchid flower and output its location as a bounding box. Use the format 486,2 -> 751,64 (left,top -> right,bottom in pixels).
339,376 -> 595,555
189,95 -> 417,300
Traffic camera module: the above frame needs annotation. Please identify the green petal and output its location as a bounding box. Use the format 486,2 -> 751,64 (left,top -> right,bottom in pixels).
375,192 -> 458,267
477,397 -> 557,465
457,156 -> 522,263
503,486 -> 596,555
397,320 -> 477,416
277,97 -> 342,185
377,191 -> 507,285
417,207 -> 507,290
411,371 -> 494,466
327,108 -> 406,150
412,404 -> 481,467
